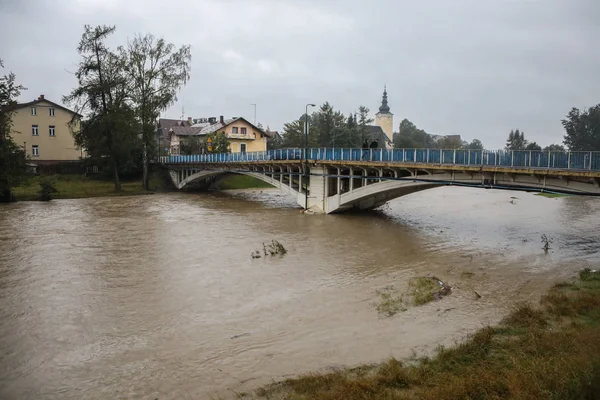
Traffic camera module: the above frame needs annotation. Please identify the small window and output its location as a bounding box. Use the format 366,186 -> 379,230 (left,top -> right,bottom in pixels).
32,145 -> 39,157
31,107 -> 37,116
240,143 -> 247,153
49,108 -> 55,117
49,125 -> 55,137
32,125 -> 39,136
232,127 -> 238,134
241,127 -> 247,134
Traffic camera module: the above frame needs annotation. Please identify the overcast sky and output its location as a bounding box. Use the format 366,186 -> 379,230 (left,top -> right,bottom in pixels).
1,0 -> 598,148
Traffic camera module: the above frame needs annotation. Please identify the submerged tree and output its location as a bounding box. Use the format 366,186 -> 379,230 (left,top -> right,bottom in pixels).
121,34 -> 191,190
64,25 -> 141,191
0,59 -> 28,202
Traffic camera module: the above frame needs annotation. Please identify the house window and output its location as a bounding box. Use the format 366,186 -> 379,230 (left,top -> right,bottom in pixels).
49,108 -> 55,117
232,127 -> 238,134
32,125 -> 39,136
49,125 -> 55,137
241,127 -> 247,135
32,145 -> 39,157
240,143 -> 247,153
31,107 -> 37,116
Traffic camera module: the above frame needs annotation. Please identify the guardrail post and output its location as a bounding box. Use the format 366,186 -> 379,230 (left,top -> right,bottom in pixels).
426,148 -> 430,163
414,149 -> 416,163
567,152 -> 571,169
453,149 -> 456,164
528,151 -> 532,167
589,152 -> 593,170
548,152 -> 551,169
468,150 -> 471,165
511,151 -> 514,167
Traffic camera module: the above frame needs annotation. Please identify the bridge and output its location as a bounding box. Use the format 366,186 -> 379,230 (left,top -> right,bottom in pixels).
159,148 -> 600,214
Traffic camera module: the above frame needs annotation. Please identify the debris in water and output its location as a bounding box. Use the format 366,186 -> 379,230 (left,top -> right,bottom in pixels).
231,332 -> 251,339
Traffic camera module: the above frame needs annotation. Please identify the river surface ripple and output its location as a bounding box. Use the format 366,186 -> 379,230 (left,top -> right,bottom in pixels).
0,187 -> 598,399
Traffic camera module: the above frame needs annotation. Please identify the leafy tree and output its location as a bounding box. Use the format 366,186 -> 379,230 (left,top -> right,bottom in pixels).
121,34 -> 191,190
394,118 -> 433,148
525,142 -> 542,151
64,25 -> 142,191
466,139 -> 484,150
180,136 -> 203,155
437,136 -> 463,149
0,59 -> 28,202
562,105 -> 600,150
282,117 -> 306,148
544,143 -> 566,152
505,129 -> 528,150
207,132 -> 230,153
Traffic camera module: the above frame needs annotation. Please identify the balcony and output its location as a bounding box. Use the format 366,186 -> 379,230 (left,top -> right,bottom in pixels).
227,133 -> 254,140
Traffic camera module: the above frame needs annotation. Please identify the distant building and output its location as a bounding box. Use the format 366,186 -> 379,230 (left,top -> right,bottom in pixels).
7,95 -> 82,163
158,115 -> 267,154
374,86 -> 393,148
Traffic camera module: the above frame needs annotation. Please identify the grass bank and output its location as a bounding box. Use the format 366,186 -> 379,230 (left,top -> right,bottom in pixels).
215,174 -> 274,190
12,173 -> 173,201
536,192 -> 568,198
255,268 -> 600,400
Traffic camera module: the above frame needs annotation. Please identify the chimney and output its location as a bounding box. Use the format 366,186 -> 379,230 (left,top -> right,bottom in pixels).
38,94 -> 45,100
187,117 -> 192,125
219,115 -> 224,124
209,117 -> 216,124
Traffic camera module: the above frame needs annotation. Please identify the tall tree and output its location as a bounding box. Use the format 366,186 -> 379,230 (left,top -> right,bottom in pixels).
121,34 -> 191,190
64,25 -> 141,191
562,105 -> 600,150
356,106 -> 373,144
0,59 -> 28,202
281,119 -> 304,148
394,118 -> 433,148
505,129 -> 528,150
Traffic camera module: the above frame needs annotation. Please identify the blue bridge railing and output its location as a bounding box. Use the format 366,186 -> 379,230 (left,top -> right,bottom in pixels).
160,148 -> 600,171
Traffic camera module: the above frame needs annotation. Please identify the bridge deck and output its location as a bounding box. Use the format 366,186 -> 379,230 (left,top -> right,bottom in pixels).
160,148 -> 600,177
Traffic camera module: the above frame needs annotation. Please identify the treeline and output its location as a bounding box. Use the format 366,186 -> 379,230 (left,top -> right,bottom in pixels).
63,25 -> 191,191
278,102 -> 375,149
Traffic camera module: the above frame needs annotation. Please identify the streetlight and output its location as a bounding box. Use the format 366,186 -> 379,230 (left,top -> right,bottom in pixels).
250,103 -> 257,125
304,103 -> 316,210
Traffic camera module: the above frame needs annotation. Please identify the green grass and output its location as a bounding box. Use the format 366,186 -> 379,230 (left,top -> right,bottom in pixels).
536,192 -> 567,198
12,173 -> 171,201
256,269 -> 600,400
216,174 -> 274,190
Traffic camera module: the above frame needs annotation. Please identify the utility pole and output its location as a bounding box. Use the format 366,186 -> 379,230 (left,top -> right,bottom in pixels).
251,103 -> 256,125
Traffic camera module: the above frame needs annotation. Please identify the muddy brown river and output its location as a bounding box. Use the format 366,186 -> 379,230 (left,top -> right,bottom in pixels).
0,187 -> 598,399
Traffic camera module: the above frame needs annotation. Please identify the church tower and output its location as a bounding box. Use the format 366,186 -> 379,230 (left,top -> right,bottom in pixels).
375,86 -> 393,147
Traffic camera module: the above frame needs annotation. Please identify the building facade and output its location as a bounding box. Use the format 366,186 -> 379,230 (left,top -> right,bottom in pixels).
9,95 -> 81,163
159,116 -> 267,155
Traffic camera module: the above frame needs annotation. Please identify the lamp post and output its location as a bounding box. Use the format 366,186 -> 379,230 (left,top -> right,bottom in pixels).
304,103 -> 316,210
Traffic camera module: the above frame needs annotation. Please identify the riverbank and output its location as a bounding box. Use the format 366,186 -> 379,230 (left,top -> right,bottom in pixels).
255,268 -> 600,400
10,173 -> 272,201
11,174 -> 171,201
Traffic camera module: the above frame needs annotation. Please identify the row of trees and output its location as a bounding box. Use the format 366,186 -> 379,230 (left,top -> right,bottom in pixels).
63,25 -> 191,190
280,102 -> 375,148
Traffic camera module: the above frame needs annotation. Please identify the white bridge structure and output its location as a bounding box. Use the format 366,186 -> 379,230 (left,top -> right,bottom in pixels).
160,148 -> 600,214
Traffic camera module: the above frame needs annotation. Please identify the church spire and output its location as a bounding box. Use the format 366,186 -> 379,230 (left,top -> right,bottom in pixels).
378,85 -> 390,114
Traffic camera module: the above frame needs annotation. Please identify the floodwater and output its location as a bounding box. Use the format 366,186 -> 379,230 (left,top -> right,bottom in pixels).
0,187 -> 598,399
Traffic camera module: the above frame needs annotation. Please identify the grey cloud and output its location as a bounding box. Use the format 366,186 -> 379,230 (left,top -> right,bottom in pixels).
1,0 -> 599,148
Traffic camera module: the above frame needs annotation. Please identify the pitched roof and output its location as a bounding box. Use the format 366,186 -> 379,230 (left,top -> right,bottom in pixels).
170,116 -> 265,137
7,97 -> 81,117
169,126 -> 202,136
159,118 -> 191,128
364,125 -> 393,145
